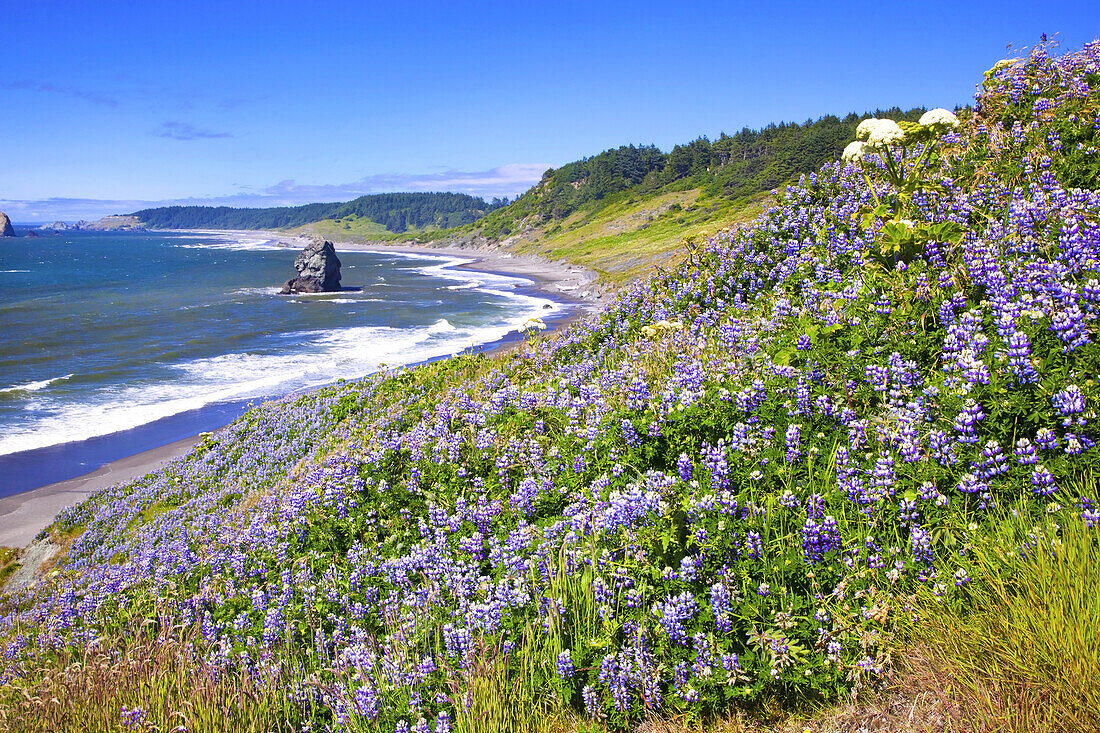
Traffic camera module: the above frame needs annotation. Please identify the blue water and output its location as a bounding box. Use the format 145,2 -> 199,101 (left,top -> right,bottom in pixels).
0,230 -> 562,494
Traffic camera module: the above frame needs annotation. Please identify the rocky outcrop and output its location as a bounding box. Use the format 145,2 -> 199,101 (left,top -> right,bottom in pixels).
0,212 -> 14,237
280,239 -> 342,294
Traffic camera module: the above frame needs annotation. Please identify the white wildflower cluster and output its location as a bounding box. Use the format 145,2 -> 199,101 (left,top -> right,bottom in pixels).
641,319 -> 683,338
841,141 -> 867,163
856,118 -> 906,148
522,317 -> 547,332
918,108 -> 960,129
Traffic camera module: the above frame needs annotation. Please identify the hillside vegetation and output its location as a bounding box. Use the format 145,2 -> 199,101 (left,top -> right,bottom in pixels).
131,192 -> 504,234
3,39 -> 1100,733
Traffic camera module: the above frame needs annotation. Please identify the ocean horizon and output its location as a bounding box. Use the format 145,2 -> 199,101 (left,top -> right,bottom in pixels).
0,230 -> 564,496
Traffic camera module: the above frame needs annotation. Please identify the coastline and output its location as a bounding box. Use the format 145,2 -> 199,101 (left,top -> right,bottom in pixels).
0,231 -> 609,548
196,228 -> 611,311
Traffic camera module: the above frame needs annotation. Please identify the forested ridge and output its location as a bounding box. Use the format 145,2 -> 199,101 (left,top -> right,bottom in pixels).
477,107 -> 926,237
131,192 -> 505,233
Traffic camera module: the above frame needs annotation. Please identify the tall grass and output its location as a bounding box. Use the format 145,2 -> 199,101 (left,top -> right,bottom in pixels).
908,508 -> 1100,732
0,621 -> 296,733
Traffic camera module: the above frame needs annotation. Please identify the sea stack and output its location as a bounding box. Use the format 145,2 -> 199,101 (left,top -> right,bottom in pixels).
0,212 -> 15,237
280,239 -> 342,294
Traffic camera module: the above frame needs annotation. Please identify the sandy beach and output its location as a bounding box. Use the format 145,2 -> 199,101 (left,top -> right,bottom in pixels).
0,233 -> 608,548
0,436 -> 201,547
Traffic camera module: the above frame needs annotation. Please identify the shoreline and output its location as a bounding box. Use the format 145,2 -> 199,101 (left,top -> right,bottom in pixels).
0,231 -> 609,548
192,228 -> 611,311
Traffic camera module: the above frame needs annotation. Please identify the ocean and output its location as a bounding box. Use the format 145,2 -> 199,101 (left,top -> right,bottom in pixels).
0,230 -> 564,495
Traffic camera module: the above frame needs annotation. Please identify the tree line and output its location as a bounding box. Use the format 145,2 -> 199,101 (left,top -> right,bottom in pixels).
477,107 -> 926,237
131,192 -> 507,233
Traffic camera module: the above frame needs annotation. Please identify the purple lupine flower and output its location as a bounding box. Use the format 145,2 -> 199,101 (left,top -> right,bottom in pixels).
621,418 -> 641,447
677,452 -> 693,482
119,707 -> 148,730
653,591 -> 698,644
1031,464 -> 1057,495
910,526 -> 933,563
710,582 -> 733,633
1036,428 -> 1060,451
745,531 -> 764,559
556,650 -> 575,680
582,684 -> 601,717
953,400 -> 984,444
1050,304 -> 1090,352
956,473 -> 987,495
973,440 -> 1008,479
930,429 -> 958,466
1015,438 -> 1038,464
801,515 -> 840,564
785,423 -> 802,463
1006,331 -> 1039,382
1052,385 -> 1087,426
868,453 -> 895,499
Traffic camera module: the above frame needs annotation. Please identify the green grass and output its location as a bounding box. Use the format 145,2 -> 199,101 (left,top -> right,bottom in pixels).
0,620 -> 295,733
906,506 -> 1100,732
288,215 -> 441,243
486,190 -> 769,284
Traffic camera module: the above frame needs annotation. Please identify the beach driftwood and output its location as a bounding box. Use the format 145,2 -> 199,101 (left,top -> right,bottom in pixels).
280,239 -> 342,294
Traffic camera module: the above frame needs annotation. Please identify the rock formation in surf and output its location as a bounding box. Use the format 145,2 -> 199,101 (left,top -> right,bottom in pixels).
280,239 -> 342,294
0,212 -> 15,237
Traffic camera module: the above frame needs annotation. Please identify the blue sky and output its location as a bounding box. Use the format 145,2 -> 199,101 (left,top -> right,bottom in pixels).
1,1 -> 1097,221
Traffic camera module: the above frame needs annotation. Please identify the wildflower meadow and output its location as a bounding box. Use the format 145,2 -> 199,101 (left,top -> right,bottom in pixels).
2,38 -> 1099,733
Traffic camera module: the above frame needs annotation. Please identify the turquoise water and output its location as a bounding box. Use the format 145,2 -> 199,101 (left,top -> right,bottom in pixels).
0,231 -> 561,492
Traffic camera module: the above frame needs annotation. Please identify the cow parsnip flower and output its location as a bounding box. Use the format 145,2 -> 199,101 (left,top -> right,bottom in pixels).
919,108 -> 960,128
842,141 -> 867,163
864,119 -> 905,147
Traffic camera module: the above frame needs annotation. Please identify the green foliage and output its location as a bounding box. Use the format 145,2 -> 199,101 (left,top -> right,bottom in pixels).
478,108 -> 926,240
132,192 -> 505,233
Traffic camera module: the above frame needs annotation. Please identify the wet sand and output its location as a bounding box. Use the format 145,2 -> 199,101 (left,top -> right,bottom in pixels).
0,436 -> 201,547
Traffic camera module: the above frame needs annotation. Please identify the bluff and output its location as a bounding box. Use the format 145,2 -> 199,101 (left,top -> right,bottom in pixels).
0,212 -> 14,237
280,239 -> 342,294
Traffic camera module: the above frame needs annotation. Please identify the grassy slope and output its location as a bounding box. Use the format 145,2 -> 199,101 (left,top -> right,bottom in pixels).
285,216 -> 429,243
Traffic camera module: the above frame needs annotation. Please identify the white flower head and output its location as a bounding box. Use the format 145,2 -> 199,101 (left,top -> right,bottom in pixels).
855,118 -> 878,141
919,108 -> 960,129
859,118 -> 905,148
522,317 -> 547,332
842,141 -> 866,163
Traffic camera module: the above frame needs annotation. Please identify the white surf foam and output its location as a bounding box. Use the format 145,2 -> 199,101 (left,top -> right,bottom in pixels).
171,233 -> 288,252
0,249 -> 566,457
0,374 -> 75,395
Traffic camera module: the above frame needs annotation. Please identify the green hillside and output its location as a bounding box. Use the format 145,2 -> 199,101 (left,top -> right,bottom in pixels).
296,108 -> 925,283
130,192 -> 503,233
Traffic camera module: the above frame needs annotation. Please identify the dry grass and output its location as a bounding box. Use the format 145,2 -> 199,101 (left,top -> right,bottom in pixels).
0,620 -> 294,733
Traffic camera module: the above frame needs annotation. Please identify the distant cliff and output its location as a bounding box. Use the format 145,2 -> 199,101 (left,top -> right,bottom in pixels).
0,212 -> 15,237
